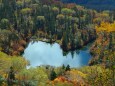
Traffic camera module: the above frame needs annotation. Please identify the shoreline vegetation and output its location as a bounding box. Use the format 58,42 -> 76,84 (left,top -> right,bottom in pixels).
0,0 -> 97,56
0,0 -> 115,86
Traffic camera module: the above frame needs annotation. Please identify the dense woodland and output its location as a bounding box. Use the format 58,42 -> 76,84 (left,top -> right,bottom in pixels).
0,0 -> 115,86
0,0 -> 97,55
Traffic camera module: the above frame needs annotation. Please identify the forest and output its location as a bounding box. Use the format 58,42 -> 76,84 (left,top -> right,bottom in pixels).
0,0 -> 115,86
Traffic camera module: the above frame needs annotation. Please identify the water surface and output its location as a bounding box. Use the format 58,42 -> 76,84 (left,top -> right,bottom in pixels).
23,41 -> 92,68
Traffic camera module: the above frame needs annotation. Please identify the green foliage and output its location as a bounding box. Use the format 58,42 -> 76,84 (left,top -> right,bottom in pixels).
61,8 -> 74,15
62,64 -> 65,70
0,0 -> 98,54
21,8 -> 32,15
37,16 -> 45,21
16,1 -> 23,8
80,65 -> 112,84
52,7 -> 59,14
0,75 -> 4,85
17,67 -> 49,85
62,32 -> 68,51
49,69 -> 57,81
56,14 -> 64,20
0,18 -> 9,29
7,67 -> 15,86
0,52 -> 28,75
0,0 -> 114,85
11,57 -> 28,72
65,65 -> 70,71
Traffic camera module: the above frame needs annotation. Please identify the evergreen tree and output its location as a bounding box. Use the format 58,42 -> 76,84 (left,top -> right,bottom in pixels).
7,66 -> 15,86
50,69 -> 57,81
62,64 -> 65,70
65,64 -> 70,71
62,32 -> 68,51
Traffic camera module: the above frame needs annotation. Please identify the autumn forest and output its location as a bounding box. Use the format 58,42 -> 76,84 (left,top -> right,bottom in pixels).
0,0 -> 115,86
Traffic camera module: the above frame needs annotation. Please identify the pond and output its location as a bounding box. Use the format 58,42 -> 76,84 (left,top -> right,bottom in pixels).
23,41 -> 92,68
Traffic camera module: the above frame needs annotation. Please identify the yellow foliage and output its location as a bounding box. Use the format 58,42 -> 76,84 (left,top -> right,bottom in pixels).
0,52 -> 28,76
0,47 -> 2,51
1,82 -> 7,86
70,69 -> 87,78
2,74 -> 8,79
96,21 -> 115,32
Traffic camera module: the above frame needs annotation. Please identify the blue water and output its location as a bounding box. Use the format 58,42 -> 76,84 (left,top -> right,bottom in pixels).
23,41 -> 92,68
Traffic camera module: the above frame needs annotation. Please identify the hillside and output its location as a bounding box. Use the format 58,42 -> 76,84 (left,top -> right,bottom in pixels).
0,0 -> 115,86
61,0 -> 115,10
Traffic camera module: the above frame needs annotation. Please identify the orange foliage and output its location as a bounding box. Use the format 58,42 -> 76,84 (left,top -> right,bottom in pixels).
12,51 -> 19,55
54,76 -> 67,82
66,3 -> 76,9
18,46 -> 24,52
19,40 -> 26,45
52,70 -> 87,86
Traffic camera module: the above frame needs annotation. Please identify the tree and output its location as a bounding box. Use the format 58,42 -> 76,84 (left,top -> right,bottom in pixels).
56,14 -> 65,26
65,65 -> 70,71
61,8 -> 74,16
0,18 -> 9,29
62,64 -> 65,70
36,16 -> 45,30
50,69 -> 57,81
62,32 -> 68,51
21,8 -> 32,15
0,30 -> 12,53
52,7 -> 59,17
16,1 -> 23,9
70,34 -> 76,50
7,67 -> 15,86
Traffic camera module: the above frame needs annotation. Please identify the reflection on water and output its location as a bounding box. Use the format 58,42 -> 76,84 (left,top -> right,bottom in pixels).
23,41 -> 92,68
